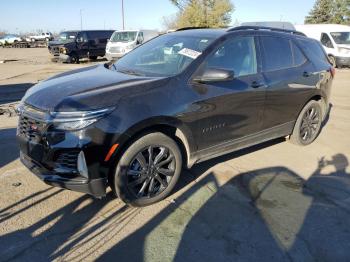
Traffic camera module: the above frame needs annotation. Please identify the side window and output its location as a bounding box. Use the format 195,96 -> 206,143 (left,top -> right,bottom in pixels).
321,33 -> 334,48
261,36 -> 293,71
297,39 -> 330,65
292,42 -> 307,66
205,36 -> 257,77
137,32 -> 144,44
77,32 -> 88,42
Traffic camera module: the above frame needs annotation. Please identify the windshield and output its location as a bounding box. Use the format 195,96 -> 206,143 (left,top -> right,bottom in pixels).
58,32 -> 77,41
330,32 -> 350,45
111,31 -> 137,42
113,34 -> 214,77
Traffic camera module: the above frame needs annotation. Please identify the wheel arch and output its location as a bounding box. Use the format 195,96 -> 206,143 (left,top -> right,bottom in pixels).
108,117 -> 196,177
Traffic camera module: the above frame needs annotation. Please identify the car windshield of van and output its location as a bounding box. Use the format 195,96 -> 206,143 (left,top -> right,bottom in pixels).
113,34 -> 214,77
330,32 -> 350,45
58,32 -> 77,41
111,31 -> 137,42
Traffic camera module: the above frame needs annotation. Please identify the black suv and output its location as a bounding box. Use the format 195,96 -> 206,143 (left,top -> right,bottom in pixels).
48,30 -> 114,63
17,26 -> 333,206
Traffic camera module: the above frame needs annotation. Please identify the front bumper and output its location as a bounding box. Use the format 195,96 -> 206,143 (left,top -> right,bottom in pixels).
106,52 -> 124,61
336,56 -> 350,67
20,152 -> 107,197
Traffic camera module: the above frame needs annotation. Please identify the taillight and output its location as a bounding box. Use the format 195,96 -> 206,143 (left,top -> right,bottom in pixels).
330,67 -> 336,78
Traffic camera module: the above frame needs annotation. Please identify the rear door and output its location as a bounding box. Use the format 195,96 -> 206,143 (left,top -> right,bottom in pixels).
260,35 -> 319,130
190,35 -> 266,150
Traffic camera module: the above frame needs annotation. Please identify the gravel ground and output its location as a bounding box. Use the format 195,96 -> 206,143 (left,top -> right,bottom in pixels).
0,48 -> 350,262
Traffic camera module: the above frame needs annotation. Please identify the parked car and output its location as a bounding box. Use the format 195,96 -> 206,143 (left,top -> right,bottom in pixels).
17,26 -> 333,206
0,34 -> 22,46
28,32 -> 54,42
295,24 -> 350,67
48,30 -> 114,63
106,30 -> 159,60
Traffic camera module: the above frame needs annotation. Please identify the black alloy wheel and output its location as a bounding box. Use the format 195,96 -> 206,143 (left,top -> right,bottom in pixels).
290,100 -> 323,146
299,106 -> 321,144
113,132 -> 182,207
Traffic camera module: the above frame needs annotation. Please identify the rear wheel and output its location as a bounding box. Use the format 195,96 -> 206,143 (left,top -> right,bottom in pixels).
112,132 -> 182,207
290,100 -> 323,146
69,53 -> 79,64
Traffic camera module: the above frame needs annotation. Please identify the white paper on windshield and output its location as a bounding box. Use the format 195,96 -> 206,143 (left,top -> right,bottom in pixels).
178,48 -> 202,59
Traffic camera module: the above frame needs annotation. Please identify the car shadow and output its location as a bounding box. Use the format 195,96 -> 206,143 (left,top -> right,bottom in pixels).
0,128 -> 18,169
0,83 -> 34,104
98,153 -> 350,261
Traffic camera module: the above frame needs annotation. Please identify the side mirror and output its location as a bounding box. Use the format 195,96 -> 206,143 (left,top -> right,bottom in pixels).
193,68 -> 234,83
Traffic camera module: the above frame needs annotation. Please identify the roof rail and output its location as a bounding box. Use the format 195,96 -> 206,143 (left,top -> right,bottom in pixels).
228,26 -> 306,37
176,27 -> 209,31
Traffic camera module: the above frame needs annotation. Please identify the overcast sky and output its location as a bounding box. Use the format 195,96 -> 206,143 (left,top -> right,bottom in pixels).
0,0 -> 315,33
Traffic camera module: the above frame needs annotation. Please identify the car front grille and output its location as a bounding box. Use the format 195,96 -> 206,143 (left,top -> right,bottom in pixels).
109,46 -> 123,53
17,115 -> 46,142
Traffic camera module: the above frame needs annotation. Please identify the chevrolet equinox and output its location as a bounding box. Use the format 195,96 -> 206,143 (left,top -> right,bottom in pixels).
17,26 -> 333,206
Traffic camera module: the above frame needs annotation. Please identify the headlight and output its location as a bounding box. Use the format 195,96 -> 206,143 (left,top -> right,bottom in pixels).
338,47 -> 350,55
50,107 -> 115,131
60,47 -> 67,54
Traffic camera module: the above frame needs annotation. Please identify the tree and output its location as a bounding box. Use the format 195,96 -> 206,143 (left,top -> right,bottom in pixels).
305,0 -> 350,24
168,0 -> 234,29
305,0 -> 334,23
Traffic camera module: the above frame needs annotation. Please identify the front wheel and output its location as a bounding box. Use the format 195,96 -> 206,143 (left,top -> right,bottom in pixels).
112,132 -> 182,207
68,53 -> 79,64
290,100 -> 323,146
328,55 -> 337,68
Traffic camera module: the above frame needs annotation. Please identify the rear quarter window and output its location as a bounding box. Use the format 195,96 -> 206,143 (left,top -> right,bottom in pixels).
297,38 -> 330,65
260,36 -> 293,72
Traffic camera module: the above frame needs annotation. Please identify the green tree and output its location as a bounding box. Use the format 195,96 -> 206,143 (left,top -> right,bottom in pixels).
305,0 -> 334,23
169,0 -> 234,29
305,0 -> 350,24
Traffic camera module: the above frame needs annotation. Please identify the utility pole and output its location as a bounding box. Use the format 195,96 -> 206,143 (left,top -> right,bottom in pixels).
121,0 -> 125,30
80,9 -> 84,30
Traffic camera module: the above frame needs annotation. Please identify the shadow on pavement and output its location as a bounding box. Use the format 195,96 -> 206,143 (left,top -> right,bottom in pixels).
0,128 -> 18,169
99,153 -> 350,261
1,149 -> 349,261
0,83 -> 34,104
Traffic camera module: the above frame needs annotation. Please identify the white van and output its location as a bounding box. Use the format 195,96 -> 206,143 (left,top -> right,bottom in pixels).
106,30 -> 159,60
295,24 -> 350,67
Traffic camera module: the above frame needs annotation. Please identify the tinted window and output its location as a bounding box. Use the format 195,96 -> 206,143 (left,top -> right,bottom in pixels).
321,33 -> 334,48
297,39 -> 330,65
205,36 -> 257,77
292,42 -> 307,66
261,36 -> 293,71
114,34 -> 214,77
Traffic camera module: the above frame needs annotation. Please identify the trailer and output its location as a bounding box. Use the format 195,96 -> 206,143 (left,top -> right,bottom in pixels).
1,39 -> 48,48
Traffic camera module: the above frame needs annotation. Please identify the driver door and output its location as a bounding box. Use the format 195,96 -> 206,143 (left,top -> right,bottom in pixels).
189,35 -> 266,151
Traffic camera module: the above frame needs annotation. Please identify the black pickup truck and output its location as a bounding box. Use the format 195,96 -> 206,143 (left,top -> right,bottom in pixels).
48,30 -> 114,63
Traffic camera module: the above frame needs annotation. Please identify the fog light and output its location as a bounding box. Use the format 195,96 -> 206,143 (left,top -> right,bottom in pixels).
77,151 -> 88,178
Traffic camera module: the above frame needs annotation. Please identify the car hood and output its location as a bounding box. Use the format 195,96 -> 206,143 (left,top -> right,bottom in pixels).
22,64 -> 169,112
48,40 -> 74,46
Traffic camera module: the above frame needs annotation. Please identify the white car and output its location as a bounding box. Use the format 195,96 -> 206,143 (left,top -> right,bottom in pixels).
28,32 -> 53,42
106,30 -> 159,60
0,34 -> 22,46
295,24 -> 350,67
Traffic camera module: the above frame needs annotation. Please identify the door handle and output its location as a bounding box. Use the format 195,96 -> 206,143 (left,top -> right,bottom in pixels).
251,81 -> 265,88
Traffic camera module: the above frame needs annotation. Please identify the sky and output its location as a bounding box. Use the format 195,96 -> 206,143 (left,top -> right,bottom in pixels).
0,0 -> 315,34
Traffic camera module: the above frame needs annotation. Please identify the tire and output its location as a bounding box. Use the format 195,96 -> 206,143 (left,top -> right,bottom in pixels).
112,132 -> 182,207
328,55 -> 336,68
69,53 -> 79,64
89,56 -> 98,60
290,100 -> 323,146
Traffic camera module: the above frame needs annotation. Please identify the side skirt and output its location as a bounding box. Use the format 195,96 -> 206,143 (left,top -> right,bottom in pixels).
189,121 -> 295,167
